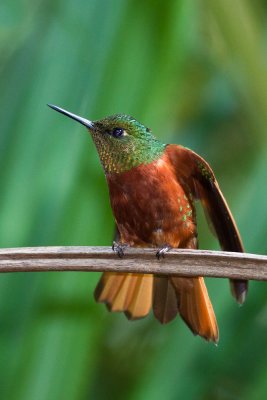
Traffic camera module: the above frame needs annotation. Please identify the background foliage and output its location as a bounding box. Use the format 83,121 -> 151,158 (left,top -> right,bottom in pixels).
0,0 -> 266,399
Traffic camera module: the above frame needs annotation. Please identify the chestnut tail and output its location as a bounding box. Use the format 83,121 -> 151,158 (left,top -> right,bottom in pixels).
94,273 -> 218,342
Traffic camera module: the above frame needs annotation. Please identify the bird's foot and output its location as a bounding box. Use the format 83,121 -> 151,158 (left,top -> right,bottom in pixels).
156,244 -> 172,260
112,241 -> 129,258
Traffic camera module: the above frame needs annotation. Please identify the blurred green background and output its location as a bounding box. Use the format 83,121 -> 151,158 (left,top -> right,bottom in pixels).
0,0 -> 267,399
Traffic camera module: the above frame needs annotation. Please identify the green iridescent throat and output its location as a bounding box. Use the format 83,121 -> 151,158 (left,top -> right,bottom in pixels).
90,114 -> 166,174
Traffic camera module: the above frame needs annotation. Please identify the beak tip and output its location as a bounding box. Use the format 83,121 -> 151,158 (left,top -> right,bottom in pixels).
47,103 -> 94,129
47,104 -> 58,111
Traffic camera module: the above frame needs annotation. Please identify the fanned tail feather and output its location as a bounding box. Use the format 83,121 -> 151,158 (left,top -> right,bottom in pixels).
94,272 -> 153,320
94,272 -> 125,308
125,274 -> 153,320
94,273 -> 218,342
153,276 -> 178,323
171,276 -> 219,342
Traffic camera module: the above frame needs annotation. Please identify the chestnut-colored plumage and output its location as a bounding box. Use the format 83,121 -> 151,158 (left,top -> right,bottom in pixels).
48,104 -> 247,343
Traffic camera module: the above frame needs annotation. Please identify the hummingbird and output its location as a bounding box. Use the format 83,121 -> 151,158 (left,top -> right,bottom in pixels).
48,104 -> 247,342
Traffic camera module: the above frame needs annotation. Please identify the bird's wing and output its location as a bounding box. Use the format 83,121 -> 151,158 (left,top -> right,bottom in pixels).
166,144 -> 247,304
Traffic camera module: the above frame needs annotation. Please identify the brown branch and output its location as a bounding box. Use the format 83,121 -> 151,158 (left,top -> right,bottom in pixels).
0,246 -> 266,280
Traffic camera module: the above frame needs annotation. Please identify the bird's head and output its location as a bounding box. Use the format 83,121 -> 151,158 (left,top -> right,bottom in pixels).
48,105 -> 165,174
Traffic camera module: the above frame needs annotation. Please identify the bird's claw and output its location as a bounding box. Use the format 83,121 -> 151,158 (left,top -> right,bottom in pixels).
156,245 -> 172,260
112,241 -> 128,258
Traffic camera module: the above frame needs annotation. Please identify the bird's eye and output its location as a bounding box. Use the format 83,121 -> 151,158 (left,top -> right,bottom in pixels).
112,128 -> 124,138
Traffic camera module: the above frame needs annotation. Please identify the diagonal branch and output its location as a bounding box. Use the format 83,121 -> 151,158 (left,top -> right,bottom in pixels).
0,246 -> 266,280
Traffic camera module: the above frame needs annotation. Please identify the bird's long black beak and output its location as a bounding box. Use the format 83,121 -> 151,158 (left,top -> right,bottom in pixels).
47,104 -> 94,129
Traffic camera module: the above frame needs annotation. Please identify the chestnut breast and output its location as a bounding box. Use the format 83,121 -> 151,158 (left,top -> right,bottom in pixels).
107,153 -> 197,247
